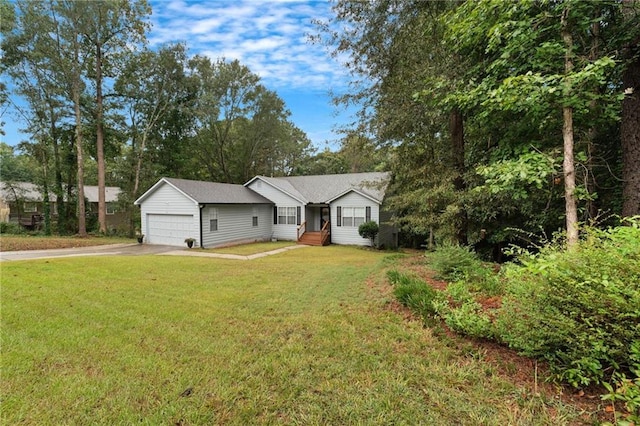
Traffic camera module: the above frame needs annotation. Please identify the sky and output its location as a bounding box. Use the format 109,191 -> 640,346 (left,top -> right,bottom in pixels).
1,0 -> 357,151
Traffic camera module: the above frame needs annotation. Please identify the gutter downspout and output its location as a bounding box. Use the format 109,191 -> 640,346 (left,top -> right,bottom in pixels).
199,204 -> 204,249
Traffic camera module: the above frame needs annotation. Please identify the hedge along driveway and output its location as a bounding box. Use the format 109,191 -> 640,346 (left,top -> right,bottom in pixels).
2,246 -> 590,425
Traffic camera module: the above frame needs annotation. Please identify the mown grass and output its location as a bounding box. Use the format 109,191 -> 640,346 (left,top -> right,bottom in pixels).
2,246 -> 594,425
202,241 -> 296,255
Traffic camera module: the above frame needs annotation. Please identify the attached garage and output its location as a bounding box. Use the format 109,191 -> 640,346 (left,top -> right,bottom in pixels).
134,177 -> 273,248
146,214 -> 196,246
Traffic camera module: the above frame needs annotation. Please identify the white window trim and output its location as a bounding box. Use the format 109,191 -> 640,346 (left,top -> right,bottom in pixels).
210,208 -> 218,232
23,202 -> 37,213
277,206 -> 296,225
340,206 -> 366,228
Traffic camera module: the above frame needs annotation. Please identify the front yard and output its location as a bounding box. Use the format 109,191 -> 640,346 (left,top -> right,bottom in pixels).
2,246 -> 597,424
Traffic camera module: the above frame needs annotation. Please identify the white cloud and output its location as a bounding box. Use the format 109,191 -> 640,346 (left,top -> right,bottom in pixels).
148,0 -> 348,92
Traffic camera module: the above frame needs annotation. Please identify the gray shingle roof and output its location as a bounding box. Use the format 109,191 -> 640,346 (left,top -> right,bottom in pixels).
0,182 -> 120,203
165,178 -> 272,204
254,172 -> 390,204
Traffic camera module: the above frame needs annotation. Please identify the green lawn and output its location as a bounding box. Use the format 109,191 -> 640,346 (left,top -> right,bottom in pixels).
202,241 -> 296,255
2,246 -> 593,425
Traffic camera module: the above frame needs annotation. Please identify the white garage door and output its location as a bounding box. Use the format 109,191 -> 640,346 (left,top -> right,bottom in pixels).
146,214 -> 196,246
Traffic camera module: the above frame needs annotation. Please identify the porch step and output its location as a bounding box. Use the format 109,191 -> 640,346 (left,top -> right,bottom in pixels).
298,231 -> 329,246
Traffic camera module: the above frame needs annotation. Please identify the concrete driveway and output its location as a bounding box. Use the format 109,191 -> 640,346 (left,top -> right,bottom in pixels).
0,243 -> 309,262
0,243 -> 180,262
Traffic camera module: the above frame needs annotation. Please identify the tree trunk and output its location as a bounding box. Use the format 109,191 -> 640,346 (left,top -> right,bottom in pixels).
40,146 -> 51,235
50,107 -> 66,234
73,33 -> 86,237
96,42 -> 107,234
562,7 -> 579,247
449,108 -> 467,245
621,59 -> 640,218
562,106 -> 579,245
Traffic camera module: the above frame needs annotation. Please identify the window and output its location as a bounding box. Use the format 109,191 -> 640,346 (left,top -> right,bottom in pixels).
338,206 -> 368,227
106,202 -> 116,215
210,208 -> 218,232
277,206 -> 297,225
252,208 -> 258,227
24,202 -> 37,213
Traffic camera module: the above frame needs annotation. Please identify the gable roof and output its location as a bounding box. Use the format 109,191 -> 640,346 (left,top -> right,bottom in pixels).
246,172 -> 390,204
135,177 -> 272,205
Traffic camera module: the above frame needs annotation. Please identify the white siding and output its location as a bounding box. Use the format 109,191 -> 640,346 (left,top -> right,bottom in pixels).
139,183 -> 200,246
201,204 -> 272,248
246,179 -> 304,241
330,191 -> 380,246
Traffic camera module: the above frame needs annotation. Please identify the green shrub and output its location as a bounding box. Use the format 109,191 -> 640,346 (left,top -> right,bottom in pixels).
496,220 -> 640,387
427,244 -> 503,295
443,300 -> 495,339
601,342 -> 640,425
358,221 -> 379,247
427,243 -> 480,281
0,222 -> 24,234
388,271 -> 441,321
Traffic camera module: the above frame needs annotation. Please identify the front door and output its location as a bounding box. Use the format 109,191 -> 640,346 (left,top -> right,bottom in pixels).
320,206 -> 330,230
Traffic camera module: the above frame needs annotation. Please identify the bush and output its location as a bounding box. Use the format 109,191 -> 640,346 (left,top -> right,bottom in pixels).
387,270 -> 441,321
358,221 -> 379,247
443,300 -> 495,339
0,222 -> 24,234
427,244 -> 480,281
496,220 -> 640,387
427,244 -> 503,295
601,342 -> 640,425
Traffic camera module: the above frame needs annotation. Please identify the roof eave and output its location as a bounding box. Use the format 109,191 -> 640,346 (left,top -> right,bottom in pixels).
245,176 -> 307,204
134,178 -> 199,206
326,188 -> 383,205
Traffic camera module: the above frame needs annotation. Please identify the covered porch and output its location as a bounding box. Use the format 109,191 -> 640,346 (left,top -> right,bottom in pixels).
296,204 -> 330,246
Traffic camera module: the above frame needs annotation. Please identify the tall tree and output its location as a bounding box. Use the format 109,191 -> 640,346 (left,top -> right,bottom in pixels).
317,0 -> 469,242
444,0 -> 635,244
2,0 -> 79,234
621,0 -> 640,217
116,43 -> 193,199
73,0 -> 150,233
561,5 -> 579,246
189,57 -> 307,183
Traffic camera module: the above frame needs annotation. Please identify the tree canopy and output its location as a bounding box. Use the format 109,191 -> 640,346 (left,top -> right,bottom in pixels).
318,0 -> 640,248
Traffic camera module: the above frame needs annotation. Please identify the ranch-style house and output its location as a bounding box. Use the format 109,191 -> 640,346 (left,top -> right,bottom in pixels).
134,172 -> 397,248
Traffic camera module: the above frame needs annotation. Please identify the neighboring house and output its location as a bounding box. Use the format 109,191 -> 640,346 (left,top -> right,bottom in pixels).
83,185 -> 127,228
0,182 -> 55,228
0,181 -> 124,229
135,172 -> 397,248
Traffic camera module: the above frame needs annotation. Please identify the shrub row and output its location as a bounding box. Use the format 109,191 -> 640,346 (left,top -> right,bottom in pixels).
497,221 -> 640,388
388,219 -> 640,394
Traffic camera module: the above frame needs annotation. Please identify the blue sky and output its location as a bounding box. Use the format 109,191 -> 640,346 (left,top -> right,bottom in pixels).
1,0 -> 355,151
